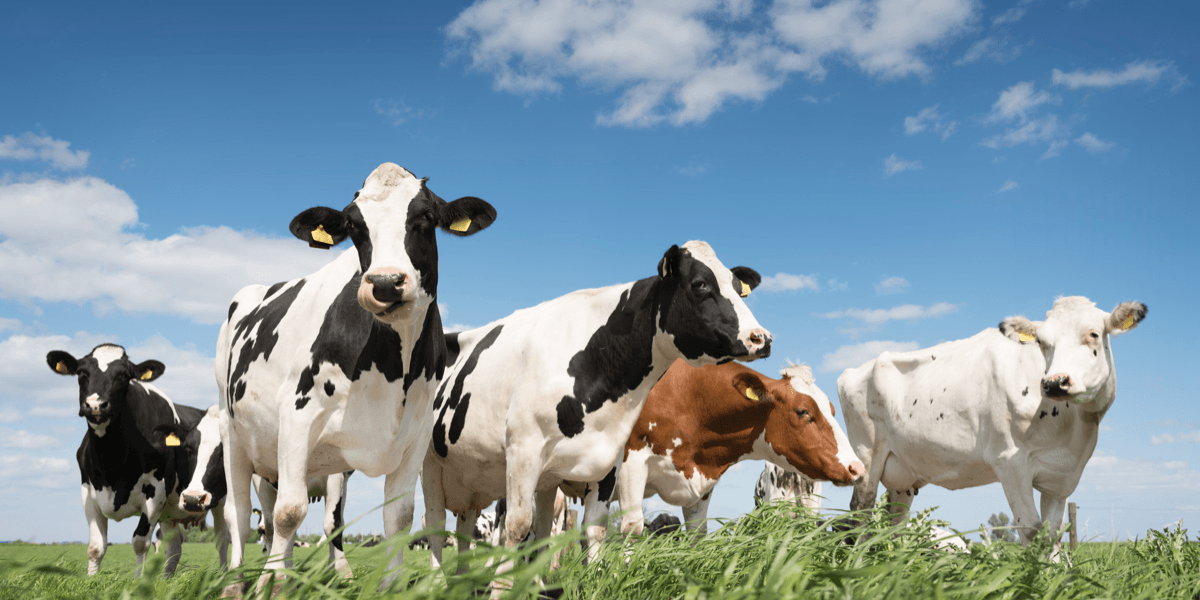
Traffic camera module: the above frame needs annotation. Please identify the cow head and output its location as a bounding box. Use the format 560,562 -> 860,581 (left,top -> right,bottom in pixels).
154,406 -> 225,514
999,297 -> 1146,406
47,344 -> 165,436
289,163 -> 496,325
740,364 -> 863,485
656,241 -> 771,363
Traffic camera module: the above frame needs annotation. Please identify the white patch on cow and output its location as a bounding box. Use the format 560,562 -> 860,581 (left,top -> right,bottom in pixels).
92,345 -> 125,372
784,365 -> 860,471
672,437 -> 682,448
89,418 -> 110,437
640,448 -> 717,507
85,393 -> 103,414
648,422 -> 656,431
88,472 -> 165,520
181,407 -> 222,507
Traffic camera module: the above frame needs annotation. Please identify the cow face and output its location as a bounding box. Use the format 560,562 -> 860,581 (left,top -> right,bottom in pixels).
656,241 -> 771,363
289,163 -> 497,325
741,365 -> 863,485
155,406 -> 225,513
47,344 -> 165,435
999,297 -> 1146,405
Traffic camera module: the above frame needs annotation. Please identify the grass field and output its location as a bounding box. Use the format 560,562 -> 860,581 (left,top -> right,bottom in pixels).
2,504 -> 1197,600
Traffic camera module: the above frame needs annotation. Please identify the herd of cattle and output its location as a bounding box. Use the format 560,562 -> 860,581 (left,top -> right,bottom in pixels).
44,163 -> 1146,588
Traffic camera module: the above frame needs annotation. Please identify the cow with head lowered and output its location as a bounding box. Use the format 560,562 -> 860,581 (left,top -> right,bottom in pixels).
617,361 -> 862,536
216,163 -> 496,589
46,344 -> 228,577
839,296 -> 1146,553
421,240 -> 772,569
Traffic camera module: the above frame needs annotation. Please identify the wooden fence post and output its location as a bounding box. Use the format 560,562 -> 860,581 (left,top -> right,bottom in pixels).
1068,502 -> 1078,551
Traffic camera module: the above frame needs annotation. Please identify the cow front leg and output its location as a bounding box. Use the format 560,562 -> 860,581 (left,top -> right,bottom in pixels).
253,475 -> 277,557
580,465 -> 619,564
885,487 -> 916,525
160,521 -> 183,577
1040,493 -> 1069,561
996,472 -> 1041,545
212,499 -> 230,569
221,421 -> 254,579
454,508 -> 480,574
132,514 -> 155,577
682,495 -> 712,537
421,451 -> 449,569
616,458 -> 648,536
81,490 -> 108,575
532,487 -> 558,540
379,461 -> 420,590
324,472 -> 352,577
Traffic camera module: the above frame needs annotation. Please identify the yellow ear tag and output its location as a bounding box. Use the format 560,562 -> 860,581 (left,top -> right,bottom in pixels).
311,225 -> 334,245
1121,314 -> 1135,330
165,433 -> 181,447
740,282 -> 751,298
449,217 -> 471,232
1018,333 -> 1036,343
55,361 -> 68,374
141,370 -> 154,380
745,388 -> 759,401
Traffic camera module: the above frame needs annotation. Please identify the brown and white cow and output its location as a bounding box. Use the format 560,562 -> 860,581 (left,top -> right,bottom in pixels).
615,360 -> 863,536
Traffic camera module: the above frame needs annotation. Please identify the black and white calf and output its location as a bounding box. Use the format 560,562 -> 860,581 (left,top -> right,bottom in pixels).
216,163 -> 496,587
252,472 -> 353,575
46,344 -> 224,577
753,463 -> 822,511
422,240 -> 771,568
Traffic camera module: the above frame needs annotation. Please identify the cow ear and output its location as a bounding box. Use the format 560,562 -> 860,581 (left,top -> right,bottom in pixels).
657,245 -> 683,279
732,373 -> 770,403
731,267 -> 761,297
998,316 -> 1038,344
1107,301 -> 1147,336
439,196 -> 497,236
46,351 -> 78,376
289,207 -> 350,249
133,360 -> 165,382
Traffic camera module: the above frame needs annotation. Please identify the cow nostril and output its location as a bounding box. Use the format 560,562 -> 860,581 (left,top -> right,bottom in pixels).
848,462 -> 865,479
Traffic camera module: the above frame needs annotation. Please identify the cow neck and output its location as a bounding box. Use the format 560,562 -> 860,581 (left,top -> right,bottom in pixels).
85,401 -> 155,462
624,277 -> 679,404
1080,338 -> 1119,424
685,398 -> 772,478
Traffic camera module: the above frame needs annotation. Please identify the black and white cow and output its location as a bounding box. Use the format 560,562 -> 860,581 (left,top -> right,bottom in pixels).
753,463 -> 822,512
252,472 -> 353,575
421,240 -> 771,569
46,344 -> 223,577
216,163 -> 496,587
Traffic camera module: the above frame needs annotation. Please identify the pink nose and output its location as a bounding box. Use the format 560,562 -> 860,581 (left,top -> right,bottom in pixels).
745,328 -> 772,355
847,461 -> 865,481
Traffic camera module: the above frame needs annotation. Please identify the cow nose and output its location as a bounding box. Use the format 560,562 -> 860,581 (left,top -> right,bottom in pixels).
847,461 -> 865,481
746,328 -> 772,356
1042,374 -> 1072,397
366,273 -> 406,303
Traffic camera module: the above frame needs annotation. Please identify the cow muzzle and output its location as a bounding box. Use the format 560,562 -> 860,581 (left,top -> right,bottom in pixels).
1041,374 -> 1074,398
180,490 -> 211,513
738,328 -> 772,360
357,269 -> 415,318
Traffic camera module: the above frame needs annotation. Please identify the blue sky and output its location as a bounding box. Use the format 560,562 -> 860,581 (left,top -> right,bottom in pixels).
1,0 -> 1196,544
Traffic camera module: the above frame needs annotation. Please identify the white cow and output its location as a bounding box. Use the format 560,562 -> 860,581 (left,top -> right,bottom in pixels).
839,296 -> 1146,551
754,463 -> 822,512
216,163 -> 496,590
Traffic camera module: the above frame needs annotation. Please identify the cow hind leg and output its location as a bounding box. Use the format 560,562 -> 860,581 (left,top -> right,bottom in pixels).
682,495 -> 712,538
454,508 -> 479,575
132,514 -> 154,577
212,499 -> 230,570
379,460 -> 420,590
421,452 -> 449,569
324,473 -> 352,578
161,521 -> 183,577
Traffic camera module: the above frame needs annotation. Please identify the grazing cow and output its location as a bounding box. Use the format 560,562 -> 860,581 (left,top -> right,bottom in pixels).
840,297 -> 1146,551
754,463 -> 822,511
216,163 -> 496,588
422,240 -> 772,570
46,344 -> 222,577
616,362 -> 862,536
251,472 -> 353,575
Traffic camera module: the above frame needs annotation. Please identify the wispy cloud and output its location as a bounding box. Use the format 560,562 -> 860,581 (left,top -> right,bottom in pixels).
758,272 -> 819,293
1151,430 -> 1200,446
1075,132 -> 1115,153
1051,60 -> 1184,91
0,133 -> 90,170
997,180 -> 1019,193
827,279 -> 848,292
816,302 -> 959,327
884,154 -> 923,176
819,340 -> 920,373
986,81 -> 1056,123
372,98 -> 427,126
904,105 -> 958,140
991,6 -> 1026,26
0,428 -> 59,449
956,37 -> 1023,65
876,276 -> 909,295
676,163 -> 709,177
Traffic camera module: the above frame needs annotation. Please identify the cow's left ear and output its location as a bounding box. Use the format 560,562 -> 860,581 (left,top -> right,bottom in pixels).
1107,301 -> 1147,336
732,372 -> 771,403
999,316 -> 1039,344
730,267 -> 761,297
438,197 -> 497,236
46,350 -> 78,376
658,245 -> 683,279
290,207 -> 350,249
133,360 -> 166,382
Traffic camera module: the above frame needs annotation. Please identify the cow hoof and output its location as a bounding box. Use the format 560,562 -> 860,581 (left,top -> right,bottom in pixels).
220,580 -> 249,598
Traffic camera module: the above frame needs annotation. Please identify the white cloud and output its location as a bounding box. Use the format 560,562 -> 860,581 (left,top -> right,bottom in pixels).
372,99 -> 427,126
981,115 -> 1064,151
0,428 -> 59,449
0,133 -> 90,170
0,455 -> 72,481
827,278 -> 848,291
758,272 -> 819,293
875,276 -> 909,295
0,176 -> 331,324
1075,132 -> 1115,153
446,0 -> 978,127
0,409 -> 21,423
986,81 -> 1055,123
884,154 -> 923,176
1067,0 -> 1090,8
815,301 -> 959,326
677,163 -> 709,177
438,303 -> 476,333
955,37 -> 1023,65
991,6 -> 1025,26
904,105 -> 957,139
0,318 -> 19,333
997,180 -> 1018,193
1051,60 -> 1181,91
819,340 -> 919,373
1151,431 -> 1200,446
1078,452 -> 1200,493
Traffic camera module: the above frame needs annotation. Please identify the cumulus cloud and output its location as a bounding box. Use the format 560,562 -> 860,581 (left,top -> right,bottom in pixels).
1075,132 -> 1115,153
1151,430 -> 1200,446
955,37 -> 1023,65
1051,60 -> 1183,91
819,340 -> 919,372
981,115 -> 1065,155
997,180 -> 1019,193
986,81 -> 1055,123
0,133 -> 90,170
758,272 -> 819,293
0,428 -> 59,449
0,176 -> 332,324
884,154 -> 923,176
0,455 -> 72,486
446,0 -> 978,127
875,276 -> 909,295
904,105 -> 957,140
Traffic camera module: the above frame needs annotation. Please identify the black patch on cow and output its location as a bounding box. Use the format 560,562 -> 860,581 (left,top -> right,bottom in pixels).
432,325 -> 504,457
227,301 -> 239,322
912,399 -> 917,406
135,514 -> 152,537
324,381 -> 335,397
295,396 -> 310,410
1040,411 -> 1048,419
596,467 -> 617,502
444,332 -> 461,365
266,281 -> 287,297
343,203 -> 374,273
1052,406 -> 1059,417
330,492 -> 345,552
1023,387 -> 1029,396
227,279 -> 308,413
404,305 -> 448,395
657,252 -> 756,362
142,483 -> 156,498
404,183 -> 445,299
931,355 -> 936,360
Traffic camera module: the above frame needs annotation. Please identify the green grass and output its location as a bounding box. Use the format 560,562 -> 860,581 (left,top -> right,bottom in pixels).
2,504 -> 1197,600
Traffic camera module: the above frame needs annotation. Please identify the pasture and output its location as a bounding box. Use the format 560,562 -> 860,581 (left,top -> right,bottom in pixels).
2,504 -> 1197,600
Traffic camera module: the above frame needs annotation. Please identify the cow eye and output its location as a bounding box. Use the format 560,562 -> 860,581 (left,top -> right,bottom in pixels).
795,409 -> 810,420
692,280 -> 710,294
1089,332 -> 1100,340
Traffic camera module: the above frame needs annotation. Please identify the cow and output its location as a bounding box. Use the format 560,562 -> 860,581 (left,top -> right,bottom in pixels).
644,513 -> 681,536
839,296 -> 1146,554
754,463 -> 822,511
421,240 -> 772,572
250,472 -> 353,575
46,344 -> 224,577
616,361 -> 862,537
215,162 -> 497,589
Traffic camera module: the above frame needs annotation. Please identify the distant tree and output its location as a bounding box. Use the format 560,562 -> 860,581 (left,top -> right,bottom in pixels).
987,512 -> 1018,543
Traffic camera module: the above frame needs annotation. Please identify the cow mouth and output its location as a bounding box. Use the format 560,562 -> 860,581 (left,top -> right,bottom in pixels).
377,300 -> 405,316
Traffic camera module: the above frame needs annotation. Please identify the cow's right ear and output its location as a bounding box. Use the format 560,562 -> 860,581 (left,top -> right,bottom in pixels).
46,351 -> 77,376
658,245 -> 683,279
438,196 -> 497,236
732,372 -> 771,403
289,207 -> 350,250
999,316 -> 1039,344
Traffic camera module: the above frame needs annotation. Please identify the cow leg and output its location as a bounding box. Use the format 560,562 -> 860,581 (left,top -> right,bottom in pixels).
221,420 -> 254,582
616,458 -> 649,536
849,449 -> 887,512
682,495 -> 711,537
81,491 -> 108,575
454,508 -> 480,574
996,473 -> 1041,545
161,520 -> 183,577
379,461 -> 420,589
324,473 -> 351,577
885,487 -> 915,524
132,514 -> 154,577
212,499 -> 230,570
266,472 -> 307,575
1040,493 -> 1068,561
532,487 -> 558,540
421,452 -> 448,569
799,476 -> 822,512
253,475 -> 277,557
579,467 -> 619,564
